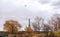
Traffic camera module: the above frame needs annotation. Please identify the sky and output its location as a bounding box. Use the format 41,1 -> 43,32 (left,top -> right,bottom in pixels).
0,0 -> 60,31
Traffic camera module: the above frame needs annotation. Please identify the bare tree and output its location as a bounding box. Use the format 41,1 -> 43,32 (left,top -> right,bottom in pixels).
43,24 -> 53,31
32,16 -> 44,31
43,24 -> 53,37
46,14 -> 60,37
48,14 -> 60,31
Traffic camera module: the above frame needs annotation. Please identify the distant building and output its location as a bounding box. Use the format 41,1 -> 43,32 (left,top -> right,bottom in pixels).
25,18 -> 33,32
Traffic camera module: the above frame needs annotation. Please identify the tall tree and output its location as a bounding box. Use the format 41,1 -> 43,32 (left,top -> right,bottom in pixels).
32,16 -> 44,31
3,20 -> 21,33
48,14 -> 60,31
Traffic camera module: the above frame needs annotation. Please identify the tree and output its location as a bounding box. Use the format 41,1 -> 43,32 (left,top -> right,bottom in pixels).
32,16 -> 44,31
3,20 -> 21,33
43,24 -> 53,31
48,14 -> 60,31
42,24 -> 54,37
47,14 -> 60,37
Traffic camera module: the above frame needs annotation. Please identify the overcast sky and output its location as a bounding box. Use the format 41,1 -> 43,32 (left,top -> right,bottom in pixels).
0,0 -> 60,31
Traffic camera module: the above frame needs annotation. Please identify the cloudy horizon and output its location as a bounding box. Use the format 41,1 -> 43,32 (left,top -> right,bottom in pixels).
0,0 -> 60,31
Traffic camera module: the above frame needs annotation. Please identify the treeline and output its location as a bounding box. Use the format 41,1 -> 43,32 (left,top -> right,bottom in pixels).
32,14 -> 60,32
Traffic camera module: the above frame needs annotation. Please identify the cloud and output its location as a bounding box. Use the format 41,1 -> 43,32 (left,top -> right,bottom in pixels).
0,0 -> 59,31
51,0 -> 60,9
38,0 -> 51,4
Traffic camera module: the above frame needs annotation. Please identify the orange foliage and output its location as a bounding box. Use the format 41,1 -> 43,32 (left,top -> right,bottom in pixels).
3,20 -> 21,33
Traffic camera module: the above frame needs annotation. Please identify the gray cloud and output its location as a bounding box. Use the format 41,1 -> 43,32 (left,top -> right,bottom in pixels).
38,0 -> 51,4
51,0 -> 60,9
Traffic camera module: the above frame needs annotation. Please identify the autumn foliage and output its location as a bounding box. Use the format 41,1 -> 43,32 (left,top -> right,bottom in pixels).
3,20 -> 21,33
